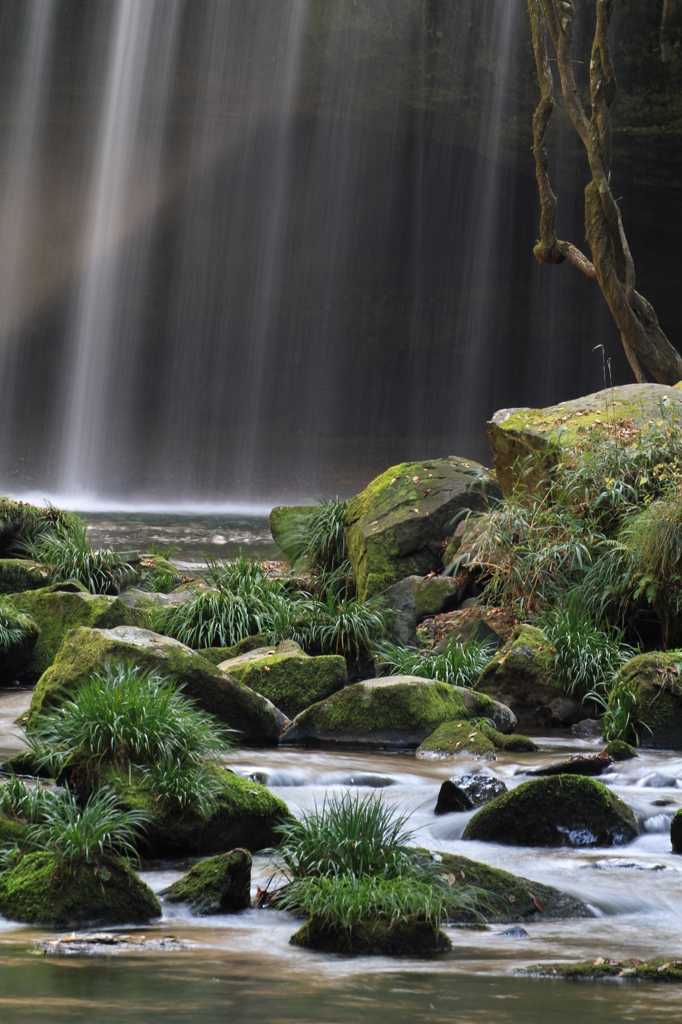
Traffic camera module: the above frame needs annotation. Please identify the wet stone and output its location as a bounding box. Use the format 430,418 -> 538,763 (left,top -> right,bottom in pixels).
526,753 -> 613,778
434,772 -> 507,815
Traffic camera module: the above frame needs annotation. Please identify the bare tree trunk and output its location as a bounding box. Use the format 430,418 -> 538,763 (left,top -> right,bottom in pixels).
527,0 -> 682,386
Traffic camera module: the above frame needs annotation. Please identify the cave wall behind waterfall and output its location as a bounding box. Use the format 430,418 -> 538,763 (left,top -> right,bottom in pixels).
0,0 -> 679,503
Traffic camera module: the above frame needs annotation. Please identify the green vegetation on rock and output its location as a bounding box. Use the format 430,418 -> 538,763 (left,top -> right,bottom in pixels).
0,598 -> 39,686
0,499 -> 76,558
27,516 -> 132,595
462,776 -> 638,848
416,722 -> 496,760
607,651 -> 682,748
520,958 -> 682,982
474,625 -> 565,728
0,559 -> 51,594
162,849 -> 252,913
375,634 -> 497,688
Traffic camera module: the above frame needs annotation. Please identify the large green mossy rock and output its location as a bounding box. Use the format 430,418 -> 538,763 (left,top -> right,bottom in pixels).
416,722 -> 496,760
279,676 -> 512,748
11,586 -> 142,678
108,766 -> 289,857
0,852 -> 160,926
475,624 -> 584,729
344,457 -> 500,602
438,853 -> 589,921
162,849 -> 252,913
462,776 -> 638,848
290,915 -> 451,955
217,641 -> 346,719
0,559 -> 51,594
25,626 -> 288,743
268,505 -> 317,562
488,384 -> 678,497
615,652 -> 682,749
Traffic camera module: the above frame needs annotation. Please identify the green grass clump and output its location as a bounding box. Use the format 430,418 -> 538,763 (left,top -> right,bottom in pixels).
0,775 -> 52,824
31,662 -> 230,774
541,598 -> 635,696
0,498 -> 77,557
28,517 -> 132,595
143,758 -> 224,817
375,634 -> 497,688
25,786 -> 149,871
0,599 -> 36,653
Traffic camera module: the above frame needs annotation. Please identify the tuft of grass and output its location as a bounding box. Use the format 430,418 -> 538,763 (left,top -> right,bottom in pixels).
375,634 -> 497,688
0,498 -> 77,557
0,599 -> 36,653
27,517 -> 132,595
274,792 -> 417,882
312,592 -> 385,660
143,757 -> 224,817
154,588 -> 254,649
541,598 -> 635,696
30,662 -> 230,773
26,786 -> 149,871
0,774 -> 52,824
587,678 -> 647,745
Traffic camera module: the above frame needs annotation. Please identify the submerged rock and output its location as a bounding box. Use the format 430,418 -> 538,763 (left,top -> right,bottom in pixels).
0,853 -> 160,927
614,652 -> 682,749
279,676 -> 512,749
434,772 -> 507,814
525,753 -> 613,778
462,776 -> 638,848
343,457 -> 500,602
417,723 -> 496,761
475,624 -> 584,729
290,916 -> 451,956
217,642 -> 346,720
488,384 -> 677,498
519,958 -> 682,982
162,849 -> 251,913
25,625 -> 288,742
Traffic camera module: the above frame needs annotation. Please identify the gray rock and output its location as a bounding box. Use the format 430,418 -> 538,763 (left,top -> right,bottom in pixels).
435,771 -> 507,814
369,577 -> 418,646
409,575 -> 459,621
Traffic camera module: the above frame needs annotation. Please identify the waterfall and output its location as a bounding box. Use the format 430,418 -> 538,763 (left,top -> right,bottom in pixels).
58,0 -> 180,497
0,1 -> 56,443
0,0 -> 672,507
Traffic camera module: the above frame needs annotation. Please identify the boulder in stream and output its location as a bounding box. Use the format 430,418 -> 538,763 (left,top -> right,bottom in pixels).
24,625 -> 288,743
416,723 -> 496,761
161,849 -> 252,913
613,652 -> 682,749
475,624 -> 585,729
462,776 -> 638,848
279,676 -> 514,749
217,641 -> 346,719
343,457 -> 500,602
0,853 -> 160,927
525,753 -> 613,778
434,772 -> 507,814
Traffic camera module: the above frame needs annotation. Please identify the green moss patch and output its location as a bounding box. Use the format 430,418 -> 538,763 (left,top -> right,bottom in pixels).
416,722 -> 496,760
162,849 -> 252,913
437,853 -> 589,921
0,852 -> 160,926
280,676 -> 482,748
475,624 -> 564,729
104,765 -> 290,857
603,739 -> 636,761
519,958 -> 682,982
482,726 -> 539,752
219,647 -> 346,719
0,559 -> 51,595
290,915 -> 451,955
462,776 -> 638,848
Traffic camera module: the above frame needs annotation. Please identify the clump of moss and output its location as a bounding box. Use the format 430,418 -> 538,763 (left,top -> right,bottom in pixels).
481,725 -> 539,751
162,849 -> 252,914
519,958 -> 682,982
603,739 -> 636,760
416,723 -> 496,760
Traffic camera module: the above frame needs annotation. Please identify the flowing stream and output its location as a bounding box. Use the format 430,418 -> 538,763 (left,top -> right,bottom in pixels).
2,683 -> 682,1022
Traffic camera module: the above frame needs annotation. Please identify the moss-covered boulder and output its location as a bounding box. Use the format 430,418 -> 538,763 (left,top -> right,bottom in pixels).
614,652 -> 682,749
0,853 -> 160,926
268,505 -> 317,562
416,722 -> 496,760
199,635 -> 269,667
0,498 -> 75,558
0,559 -> 51,594
343,457 -> 500,602
437,852 -> 589,921
107,766 -> 289,857
475,624 -> 583,729
217,642 -> 346,719
10,586 -> 139,678
162,849 -> 251,913
279,676 -> 510,749
671,809 -> 682,854
25,626 -> 288,743
410,575 -> 459,620
488,384 -> 678,497
603,739 -> 637,761
0,608 -> 40,686
462,776 -> 638,848
290,916 -> 451,955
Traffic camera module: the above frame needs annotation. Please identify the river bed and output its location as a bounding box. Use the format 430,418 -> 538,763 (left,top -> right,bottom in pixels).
2,686 -> 682,1021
